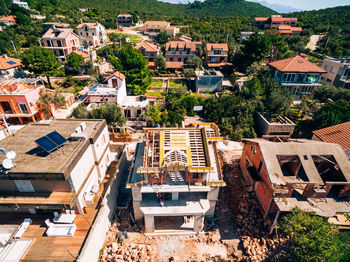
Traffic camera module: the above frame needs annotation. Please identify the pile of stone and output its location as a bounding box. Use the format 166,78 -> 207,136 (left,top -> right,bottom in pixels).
100,242 -> 153,262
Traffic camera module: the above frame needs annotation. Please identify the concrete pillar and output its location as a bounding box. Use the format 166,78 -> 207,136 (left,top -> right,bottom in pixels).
31,115 -> 36,123
131,186 -> 142,201
207,187 -> 219,201
206,200 -> 216,217
133,201 -> 143,220
193,215 -> 204,232
144,215 -> 155,233
172,192 -> 179,200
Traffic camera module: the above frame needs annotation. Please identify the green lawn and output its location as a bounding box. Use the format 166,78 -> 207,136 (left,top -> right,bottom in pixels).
146,91 -> 164,99
150,79 -> 164,87
108,33 -> 142,43
168,80 -> 184,87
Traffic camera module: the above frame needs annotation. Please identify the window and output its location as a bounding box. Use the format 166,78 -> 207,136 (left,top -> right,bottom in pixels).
178,58 -> 182,62
213,49 -> 222,55
211,57 -> 216,62
169,57 -> 173,61
179,49 -> 182,54
18,103 -> 29,114
137,109 -> 142,116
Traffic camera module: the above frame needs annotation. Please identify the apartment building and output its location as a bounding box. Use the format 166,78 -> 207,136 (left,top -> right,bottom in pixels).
268,55 -> 326,97
42,22 -> 70,33
255,15 -> 301,34
127,123 -> 225,233
165,41 -> 202,64
41,28 -> 80,61
0,78 -> 46,125
11,0 -> 29,9
117,14 -> 134,27
205,43 -> 229,68
0,119 -> 113,214
77,21 -> 107,47
241,138 -> 350,233
0,16 -> 16,27
321,58 -> 350,89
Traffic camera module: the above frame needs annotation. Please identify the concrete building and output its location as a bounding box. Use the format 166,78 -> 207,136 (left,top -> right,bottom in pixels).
268,55 -> 326,97
117,14 -> 134,27
127,123 -> 226,233
256,112 -> 295,139
84,71 -> 150,126
165,41 -> 202,63
0,78 -> 46,125
240,138 -> 350,233
0,119 -> 113,214
321,58 -> 350,89
77,21 -> 107,47
144,21 -> 179,37
135,41 -> 161,62
312,121 -> 350,159
41,28 -> 80,61
0,54 -> 22,79
195,69 -> 224,93
11,0 -> 29,9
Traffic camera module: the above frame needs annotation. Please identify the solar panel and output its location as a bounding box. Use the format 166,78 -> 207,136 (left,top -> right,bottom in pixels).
35,136 -> 58,153
35,131 -> 68,154
47,131 -> 67,147
6,61 -> 17,65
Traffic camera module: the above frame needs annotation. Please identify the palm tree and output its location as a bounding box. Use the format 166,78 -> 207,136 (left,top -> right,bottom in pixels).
37,89 -> 66,119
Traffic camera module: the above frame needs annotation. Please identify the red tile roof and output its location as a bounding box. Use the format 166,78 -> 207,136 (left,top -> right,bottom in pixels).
105,71 -> 126,81
0,16 -> 16,22
268,55 -> 327,73
165,41 -> 202,52
144,21 -> 170,26
76,22 -> 101,29
135,42 -> 160,53
0,55 -> 21,70
166,62 -> 184,69
313,122 -> 350,150
255,17 -> 268,22
206,43 -> 228,52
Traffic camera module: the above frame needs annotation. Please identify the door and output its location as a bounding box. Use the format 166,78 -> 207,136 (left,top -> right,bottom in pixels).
15,180 -> 35,192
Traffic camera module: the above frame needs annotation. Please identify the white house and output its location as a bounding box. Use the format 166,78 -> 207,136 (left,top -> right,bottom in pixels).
77,21 -> 107,47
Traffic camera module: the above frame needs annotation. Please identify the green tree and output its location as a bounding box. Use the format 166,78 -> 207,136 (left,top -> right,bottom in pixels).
155,55 -> 166,72
71,104 -> 89,119
145,105 -> 161,125
186,56 -> 202,69
281,207 -> 350,262
313,100 -> 350,129
65,52 -> 83,74
21,47 -> 62,88
156,32 -> 169,45
183,68 -> 195,80
109,45 -> 151,95
37,89 -> 66,118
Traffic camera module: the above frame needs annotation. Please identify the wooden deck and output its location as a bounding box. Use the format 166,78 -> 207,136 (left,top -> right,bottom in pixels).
0,162 -> 117,262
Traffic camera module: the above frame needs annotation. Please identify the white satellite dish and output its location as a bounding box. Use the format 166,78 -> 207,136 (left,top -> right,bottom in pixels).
6,151 -> 16,160
2,159 -> 14,169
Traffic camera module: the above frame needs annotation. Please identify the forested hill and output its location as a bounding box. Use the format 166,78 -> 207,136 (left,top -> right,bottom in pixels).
23,0 -> 274,19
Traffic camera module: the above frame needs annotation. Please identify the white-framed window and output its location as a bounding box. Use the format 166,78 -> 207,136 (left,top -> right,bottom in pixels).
18,103 -> 29,114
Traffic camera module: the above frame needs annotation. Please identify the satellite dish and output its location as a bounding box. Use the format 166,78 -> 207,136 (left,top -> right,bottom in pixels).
6,151 -> 16,160
2,159 -> 14,169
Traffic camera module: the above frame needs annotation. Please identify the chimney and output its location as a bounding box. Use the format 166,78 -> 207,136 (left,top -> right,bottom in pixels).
2,54 -> 8,59
80,19 -> 83,24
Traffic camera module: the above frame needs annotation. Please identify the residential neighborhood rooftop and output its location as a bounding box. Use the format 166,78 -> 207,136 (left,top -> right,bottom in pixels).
0,55 -> 21,70
268,55 -> 327,73
313,121 -> 350,151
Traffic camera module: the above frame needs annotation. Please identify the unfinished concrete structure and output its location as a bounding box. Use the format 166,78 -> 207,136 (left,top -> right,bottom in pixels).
241,139 -> 350,232
127,123 -> 225,233
256,112 -> 295,139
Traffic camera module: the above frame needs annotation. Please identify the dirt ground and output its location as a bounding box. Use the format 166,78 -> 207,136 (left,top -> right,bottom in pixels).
101,149 -> 285,262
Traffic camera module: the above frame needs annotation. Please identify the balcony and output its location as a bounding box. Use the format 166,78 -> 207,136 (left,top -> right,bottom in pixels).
340,76 -> 350,83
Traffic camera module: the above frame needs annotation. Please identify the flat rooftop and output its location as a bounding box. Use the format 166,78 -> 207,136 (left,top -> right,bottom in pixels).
0,119 -> 106,177
244,138 -> 350,186
259,112 -> 295,125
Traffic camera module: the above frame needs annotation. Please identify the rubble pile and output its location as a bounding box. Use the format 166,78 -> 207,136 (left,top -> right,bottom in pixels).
220,163 -> 287,261
101,241 -> 153,262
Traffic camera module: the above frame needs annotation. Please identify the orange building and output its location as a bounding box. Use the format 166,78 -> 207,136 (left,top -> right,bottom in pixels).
0,78 -> 46,125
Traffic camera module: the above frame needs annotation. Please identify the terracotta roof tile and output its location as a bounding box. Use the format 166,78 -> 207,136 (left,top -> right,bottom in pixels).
0,16 -> 16,22
144,21 -> 170,26
0,55 -> 21,70
135,42 -> 160,53
313,122 -> 350,150
255,17 -> 268,22
77,22 -> 101,29
166,62 -> 184,69
118,14 -> 132,17
268,55 -> 327,73
165,41 -> 202,52
105,71 -> 126,81
42,28 -> 76,39
206,43 -> 228,52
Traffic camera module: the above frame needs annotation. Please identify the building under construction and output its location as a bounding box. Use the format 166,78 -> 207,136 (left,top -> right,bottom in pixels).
127,123 -> 225,233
